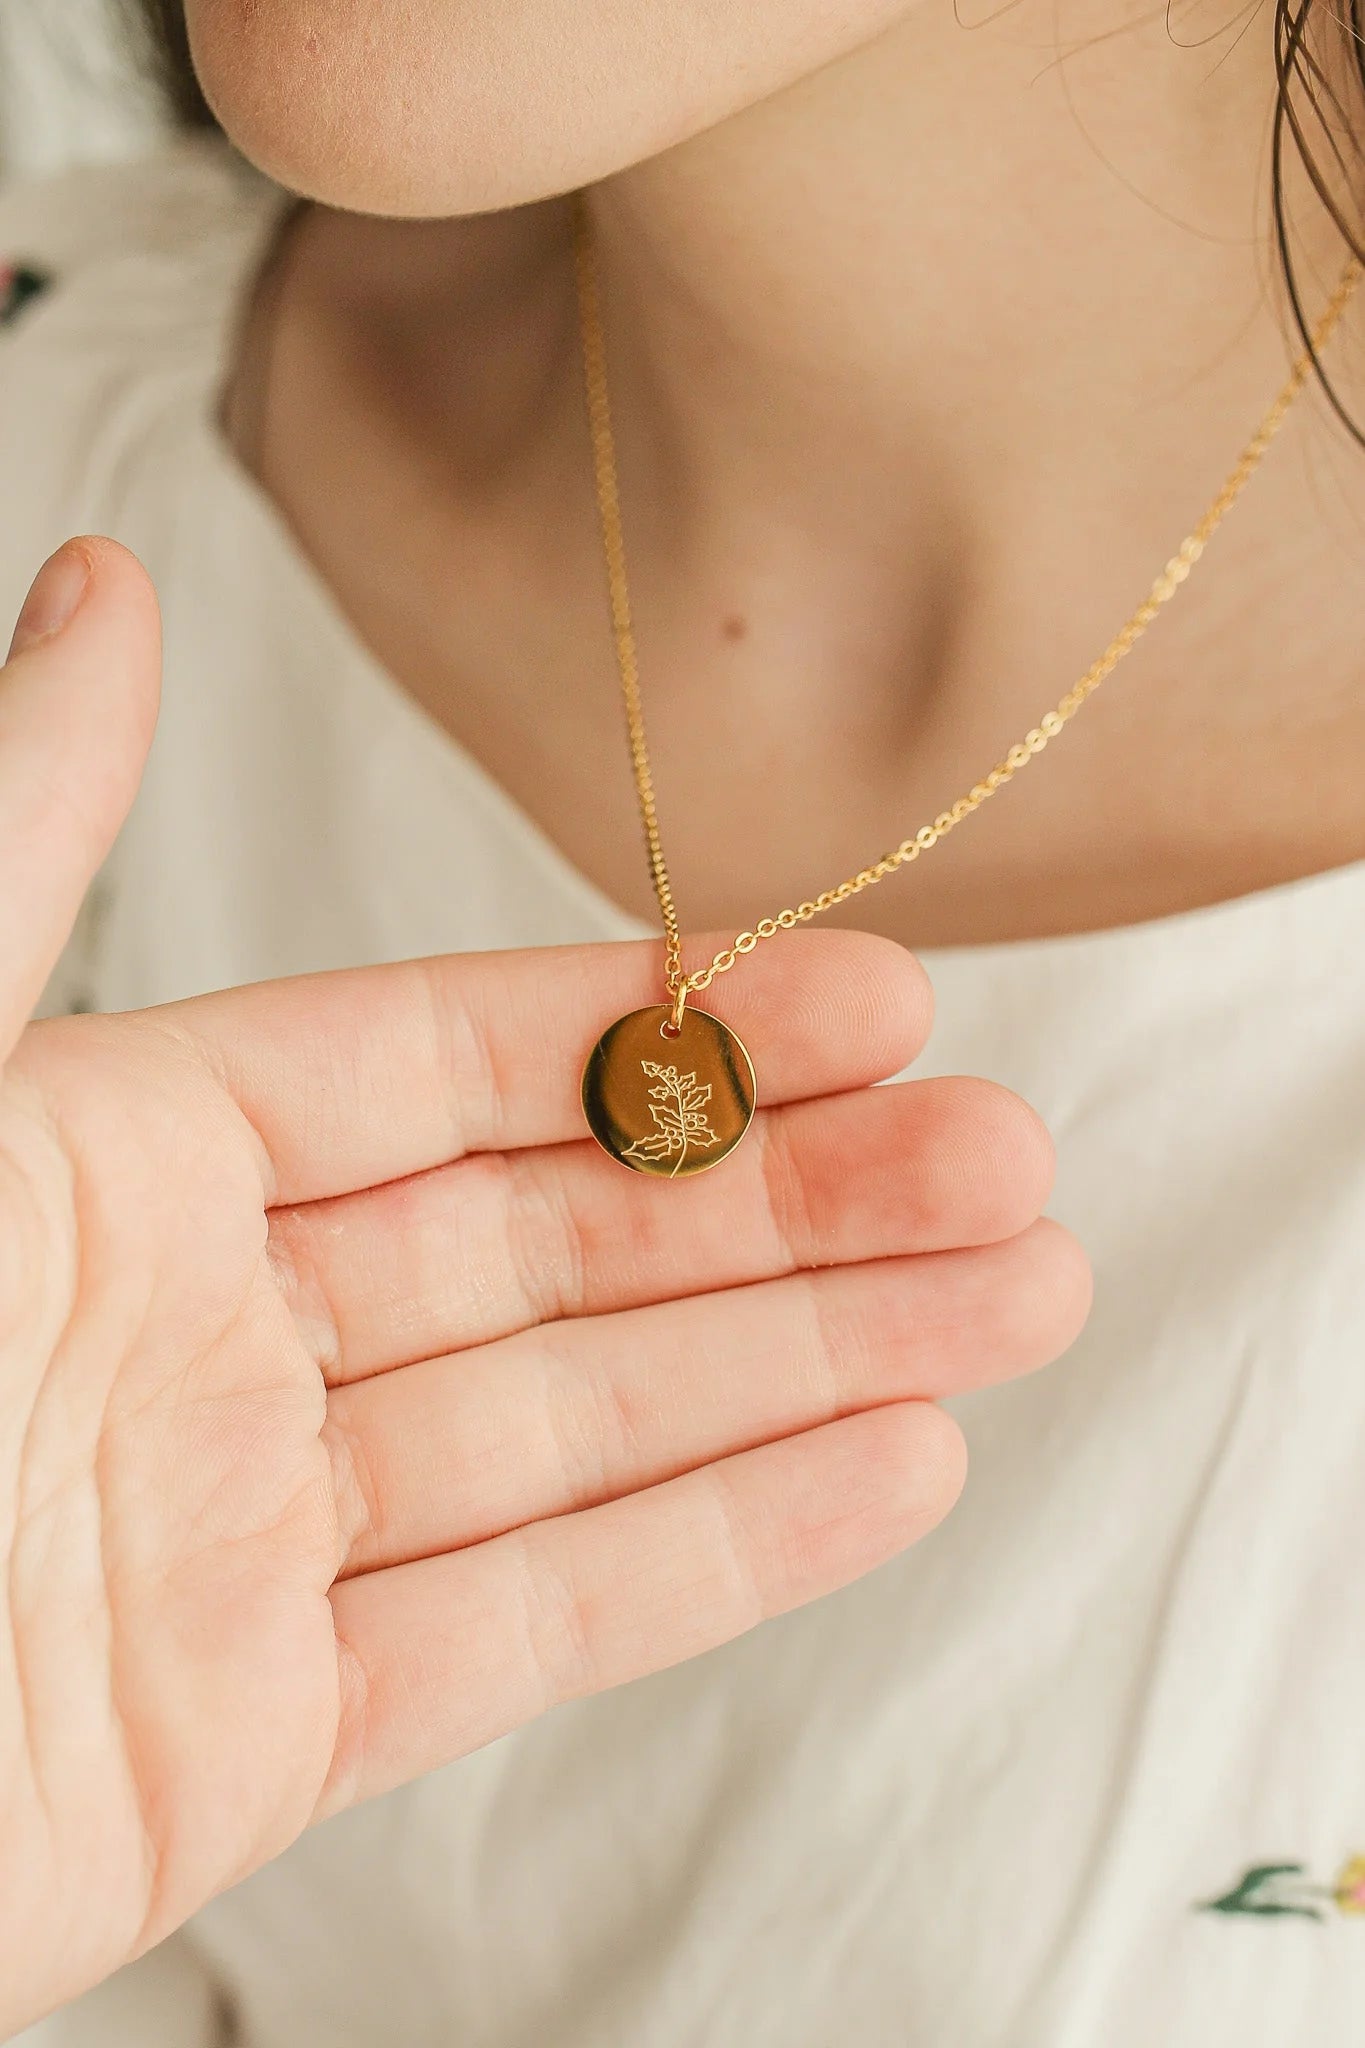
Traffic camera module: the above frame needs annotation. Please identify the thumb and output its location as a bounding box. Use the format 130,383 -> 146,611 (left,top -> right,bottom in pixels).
0,538 -> 161,1057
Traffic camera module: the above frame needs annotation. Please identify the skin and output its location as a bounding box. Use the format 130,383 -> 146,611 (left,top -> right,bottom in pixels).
194,0 -> 1365,946
13,0 -> 1359,2016
186,0 -> 915,215
0,541 -> 1086,2032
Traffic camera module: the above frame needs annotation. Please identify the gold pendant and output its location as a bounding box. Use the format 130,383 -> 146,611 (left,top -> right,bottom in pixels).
582,1005 -> 756,1177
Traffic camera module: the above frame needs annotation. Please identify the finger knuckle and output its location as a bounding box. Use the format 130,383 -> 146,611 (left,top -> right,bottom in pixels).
514,1537 -> 602,1708
504,1152 -> 587,1327
321,1406 -> 384,1576
759,1111 -> 823,1269
266,1208 -> 344,1379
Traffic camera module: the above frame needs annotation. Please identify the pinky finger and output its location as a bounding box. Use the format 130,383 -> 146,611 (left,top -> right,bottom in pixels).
320,1402 -> 966,1814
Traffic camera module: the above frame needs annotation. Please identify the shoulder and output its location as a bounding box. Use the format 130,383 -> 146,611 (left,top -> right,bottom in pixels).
0,140 -> 286,617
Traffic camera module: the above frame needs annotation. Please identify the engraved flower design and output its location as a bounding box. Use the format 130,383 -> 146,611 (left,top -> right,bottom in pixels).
622,1061 -> 721,1175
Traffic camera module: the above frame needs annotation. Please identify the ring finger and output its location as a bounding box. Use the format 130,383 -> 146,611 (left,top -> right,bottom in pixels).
325,1215 -> 1091,1578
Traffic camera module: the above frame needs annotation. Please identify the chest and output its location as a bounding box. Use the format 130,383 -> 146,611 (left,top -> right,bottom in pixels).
236,222 -> 1365,954
253,451 -> 1365,955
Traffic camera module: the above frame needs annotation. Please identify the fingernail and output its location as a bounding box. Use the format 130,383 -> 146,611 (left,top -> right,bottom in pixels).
7,544 -> 92,661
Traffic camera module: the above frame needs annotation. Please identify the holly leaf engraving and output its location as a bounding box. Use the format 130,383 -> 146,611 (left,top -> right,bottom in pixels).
624,1062 -> 722,1173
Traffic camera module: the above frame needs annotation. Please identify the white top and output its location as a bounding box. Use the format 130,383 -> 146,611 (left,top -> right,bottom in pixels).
7,144 -> 1365,2048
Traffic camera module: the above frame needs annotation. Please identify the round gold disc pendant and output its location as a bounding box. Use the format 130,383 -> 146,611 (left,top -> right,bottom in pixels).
582,1005 -> 757,1177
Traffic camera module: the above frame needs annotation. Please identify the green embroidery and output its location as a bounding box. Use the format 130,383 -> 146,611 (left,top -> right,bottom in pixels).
0,264 -> 50,328
1199,1856 -> 1365,1922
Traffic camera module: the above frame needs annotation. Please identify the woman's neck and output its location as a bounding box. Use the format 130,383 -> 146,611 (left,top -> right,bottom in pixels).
244,1 -> 1365,944
594,0 -> 1303,505
568,0 -> 1357,737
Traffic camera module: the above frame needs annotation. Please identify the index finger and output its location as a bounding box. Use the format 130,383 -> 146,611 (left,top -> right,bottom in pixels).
167,929 -> 931,1203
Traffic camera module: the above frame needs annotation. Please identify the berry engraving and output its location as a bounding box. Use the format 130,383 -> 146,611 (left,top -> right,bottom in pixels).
622,1062 -> 721,1176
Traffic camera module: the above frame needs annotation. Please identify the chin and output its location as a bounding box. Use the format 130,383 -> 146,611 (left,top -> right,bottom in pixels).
184,0 -> 907,217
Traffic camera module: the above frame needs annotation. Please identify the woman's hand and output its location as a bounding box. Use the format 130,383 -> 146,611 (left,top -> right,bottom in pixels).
0,542 -> 1090,2034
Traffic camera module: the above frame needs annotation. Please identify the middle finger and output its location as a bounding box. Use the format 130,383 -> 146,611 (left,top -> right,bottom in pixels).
272,1075 -> 1055,1384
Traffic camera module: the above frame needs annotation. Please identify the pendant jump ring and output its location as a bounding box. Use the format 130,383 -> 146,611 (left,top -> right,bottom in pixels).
669,984 -> 689,1034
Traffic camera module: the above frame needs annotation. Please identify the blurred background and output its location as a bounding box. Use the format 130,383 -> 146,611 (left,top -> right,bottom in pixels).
0,0 -> 166,177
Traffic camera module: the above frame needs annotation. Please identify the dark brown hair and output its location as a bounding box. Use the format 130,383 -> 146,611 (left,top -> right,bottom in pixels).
133,0 -> 1363,432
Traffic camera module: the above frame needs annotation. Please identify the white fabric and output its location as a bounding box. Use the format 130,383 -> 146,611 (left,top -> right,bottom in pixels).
6,144 -> 1365,2048
0,2 -> 165,178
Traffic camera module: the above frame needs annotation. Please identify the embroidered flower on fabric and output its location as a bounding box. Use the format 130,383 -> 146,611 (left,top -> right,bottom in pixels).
0,263 -> 51,328
1200,1856 -> 1365,1923
1334,1856 -> 1365,1915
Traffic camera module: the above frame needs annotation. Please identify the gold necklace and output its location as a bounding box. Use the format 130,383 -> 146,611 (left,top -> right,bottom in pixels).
573,194 -> 1361,1177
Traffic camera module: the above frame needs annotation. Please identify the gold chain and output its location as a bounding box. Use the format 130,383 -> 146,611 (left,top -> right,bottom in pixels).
573,192 -> 1360,1016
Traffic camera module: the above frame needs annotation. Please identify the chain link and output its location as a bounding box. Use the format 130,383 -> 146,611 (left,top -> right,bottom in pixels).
573,195 -> 1360,1007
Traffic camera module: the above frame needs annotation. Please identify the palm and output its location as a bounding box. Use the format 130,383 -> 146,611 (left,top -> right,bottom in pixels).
0,542 -> 1088,2033
3,1013 -> 343,1999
